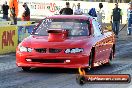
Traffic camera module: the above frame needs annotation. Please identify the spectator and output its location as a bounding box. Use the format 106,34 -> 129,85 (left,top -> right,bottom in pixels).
21,3 -> 30,21
2,1 -> 9,21
59,2 -> 73,15
96,3 -> 105,25
9,0 -> 18,25
111,3 -> 122,38
74,3 -> 83,15
127,2 -> 132,35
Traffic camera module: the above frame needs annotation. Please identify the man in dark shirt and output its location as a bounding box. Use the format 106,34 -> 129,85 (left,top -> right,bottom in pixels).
59,2 -> 73,15
111,3 -> 122,38
2,1 -> 9,21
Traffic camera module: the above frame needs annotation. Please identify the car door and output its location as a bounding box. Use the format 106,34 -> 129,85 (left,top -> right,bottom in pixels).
92,20 -> 106,63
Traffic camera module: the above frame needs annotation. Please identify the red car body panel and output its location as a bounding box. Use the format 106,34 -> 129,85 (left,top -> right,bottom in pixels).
16,15 -> 115,69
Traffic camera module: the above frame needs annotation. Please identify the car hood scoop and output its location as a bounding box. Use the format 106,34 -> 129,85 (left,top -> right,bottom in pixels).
48,30 -> 68,42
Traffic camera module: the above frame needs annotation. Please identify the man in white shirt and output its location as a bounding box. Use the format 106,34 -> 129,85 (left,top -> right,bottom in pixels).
96,3 -> 105,25
74,3 -> 83,15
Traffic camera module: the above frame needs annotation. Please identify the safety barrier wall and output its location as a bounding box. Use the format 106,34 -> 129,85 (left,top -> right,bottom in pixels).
0,21 -> 35,26
17,21 -> 36,26
0,21 -> 11,26
0,26 -> 18,54
0,23 -> 36,54
18,25 -> 35,43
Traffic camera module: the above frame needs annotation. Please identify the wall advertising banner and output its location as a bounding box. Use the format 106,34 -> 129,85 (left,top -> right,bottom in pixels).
0,26 -> 18,54
17,0 -> 109,22
0,0 -> 130,23
18,25 -> 35,43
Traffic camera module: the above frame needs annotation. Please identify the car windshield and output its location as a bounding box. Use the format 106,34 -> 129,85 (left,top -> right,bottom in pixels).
33,18 -> 89,36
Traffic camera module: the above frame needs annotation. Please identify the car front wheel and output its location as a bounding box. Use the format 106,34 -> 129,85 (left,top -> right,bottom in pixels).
21,67 -> 31,71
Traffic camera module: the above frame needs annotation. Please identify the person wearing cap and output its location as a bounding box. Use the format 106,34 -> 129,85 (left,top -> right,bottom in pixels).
111,3 -> 123,38
21,3 -> 30,21
74,3 -> 83,15
127,2 -> 132,35
59,2 -> 73,15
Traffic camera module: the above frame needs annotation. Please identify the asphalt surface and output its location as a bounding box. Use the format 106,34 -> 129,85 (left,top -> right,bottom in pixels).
0,26 -> 132,88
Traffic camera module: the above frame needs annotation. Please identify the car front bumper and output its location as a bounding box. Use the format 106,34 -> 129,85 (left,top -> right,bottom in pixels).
16,51 -> 90,68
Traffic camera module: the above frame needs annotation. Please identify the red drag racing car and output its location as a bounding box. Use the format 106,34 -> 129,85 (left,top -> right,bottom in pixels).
16,15 -> 115,71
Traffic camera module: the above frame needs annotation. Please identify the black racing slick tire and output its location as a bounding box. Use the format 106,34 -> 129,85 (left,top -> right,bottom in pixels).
106,49 -> 114,65
84,51 -> 94,72
89,49 -> 95,68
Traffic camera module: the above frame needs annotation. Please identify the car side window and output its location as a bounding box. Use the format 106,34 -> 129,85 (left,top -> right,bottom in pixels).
92,20 -> 102,36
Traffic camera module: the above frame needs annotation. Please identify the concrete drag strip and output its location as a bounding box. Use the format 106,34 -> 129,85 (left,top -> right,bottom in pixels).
0,60 -> 16,72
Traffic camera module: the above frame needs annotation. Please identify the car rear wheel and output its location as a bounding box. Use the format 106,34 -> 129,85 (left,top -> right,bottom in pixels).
106,49 -> 113,65
21,67 -> 31,71
85,50 -> 94,71
84,51 -> 94,72
89,51 -> 93,68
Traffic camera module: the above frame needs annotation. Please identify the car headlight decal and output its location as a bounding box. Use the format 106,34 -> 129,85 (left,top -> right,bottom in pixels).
65,48 -> 83,54
19,46 -> 33,52
27,48 -> 33,52
65,49 -> 71,54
